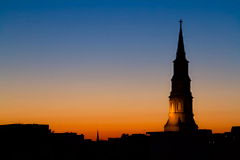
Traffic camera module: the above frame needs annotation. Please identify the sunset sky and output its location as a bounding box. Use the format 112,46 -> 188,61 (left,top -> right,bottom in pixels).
0,0 -> 240,140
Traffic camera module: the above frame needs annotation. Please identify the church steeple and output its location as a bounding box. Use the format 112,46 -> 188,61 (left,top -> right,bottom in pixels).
96,129 -> 99,142
164,20 -> 198,132
176,19 -> 186,60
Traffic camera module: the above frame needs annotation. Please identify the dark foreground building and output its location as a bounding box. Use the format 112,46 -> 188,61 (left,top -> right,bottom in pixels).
0,124 -> 240,160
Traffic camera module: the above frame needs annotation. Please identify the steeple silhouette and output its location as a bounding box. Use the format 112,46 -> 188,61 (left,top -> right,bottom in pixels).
176,19 -> 186,60
164,19 -> 198,132
96,129 -> 99,142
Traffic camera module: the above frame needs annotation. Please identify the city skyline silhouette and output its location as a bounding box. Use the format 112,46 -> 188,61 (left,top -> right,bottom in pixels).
1,0 -> 240,140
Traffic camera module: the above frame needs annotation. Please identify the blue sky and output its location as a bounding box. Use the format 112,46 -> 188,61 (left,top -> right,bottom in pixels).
0,0 -> 240,137
1,0 -> 239,90
1,1 -> 239,68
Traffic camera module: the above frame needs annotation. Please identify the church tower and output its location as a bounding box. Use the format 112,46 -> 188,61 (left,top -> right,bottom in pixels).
164,20 -> 198,132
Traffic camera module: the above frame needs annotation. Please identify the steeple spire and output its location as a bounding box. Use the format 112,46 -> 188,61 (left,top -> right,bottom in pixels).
176,19 -> 186,60
96,129 -> 99,142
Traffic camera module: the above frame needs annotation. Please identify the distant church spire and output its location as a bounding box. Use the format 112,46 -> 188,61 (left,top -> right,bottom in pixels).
97,129 -> 99,142
176,19 -> 186,60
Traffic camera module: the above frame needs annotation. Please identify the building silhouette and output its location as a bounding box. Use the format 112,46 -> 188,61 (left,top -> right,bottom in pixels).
164,20 -> 198,132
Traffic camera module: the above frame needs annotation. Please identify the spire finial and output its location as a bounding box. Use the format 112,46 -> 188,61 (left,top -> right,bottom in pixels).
179,19 -> 182,29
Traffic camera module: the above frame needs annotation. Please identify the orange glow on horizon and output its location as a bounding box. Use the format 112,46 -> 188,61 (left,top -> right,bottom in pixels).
1,65 -> 239,140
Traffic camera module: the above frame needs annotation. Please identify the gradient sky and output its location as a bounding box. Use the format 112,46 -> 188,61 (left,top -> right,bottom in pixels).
0,0 -> 240,140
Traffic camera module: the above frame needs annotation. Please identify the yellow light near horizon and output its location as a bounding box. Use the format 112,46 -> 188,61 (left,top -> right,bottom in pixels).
1,67 -> 240,140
